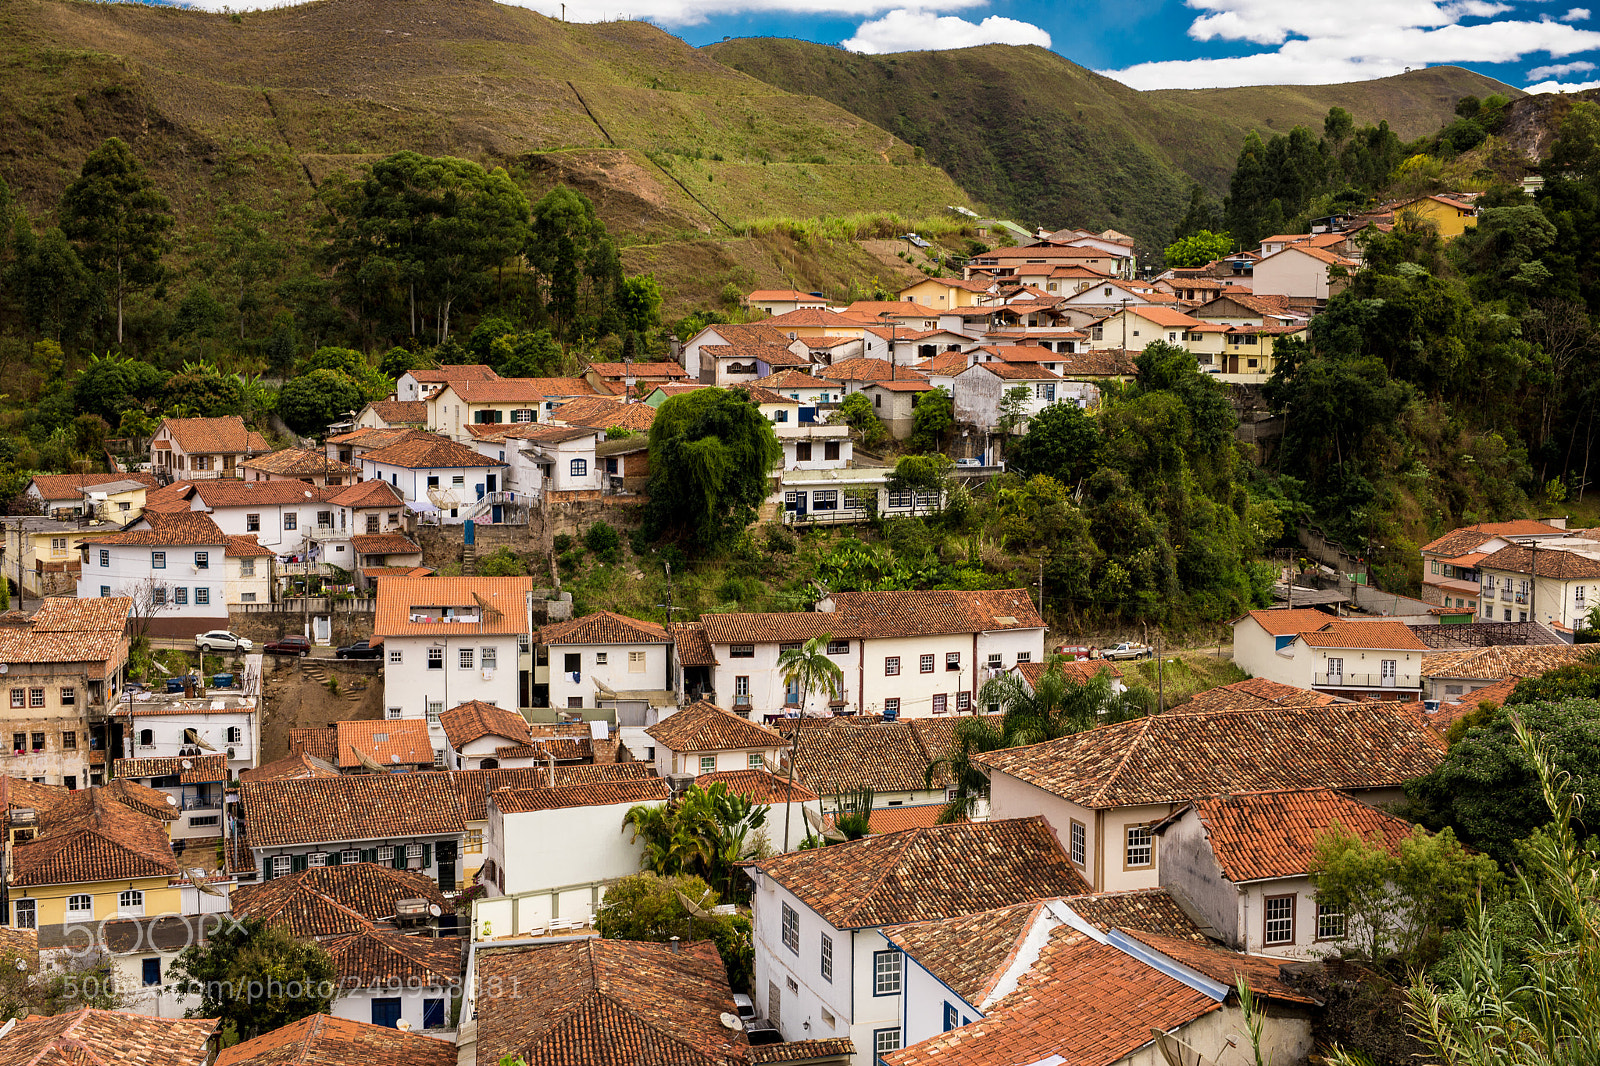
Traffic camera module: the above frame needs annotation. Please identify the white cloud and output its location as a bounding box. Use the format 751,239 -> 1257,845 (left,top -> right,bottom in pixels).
1525,77 -> 1600,90
1529,58 -> 1597,76
1103,0 -> 1600,89
1562,6 -> 1591,19
842,9 -> 1050,53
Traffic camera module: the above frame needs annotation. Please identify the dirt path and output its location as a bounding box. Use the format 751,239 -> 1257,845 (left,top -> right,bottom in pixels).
260,660 -> 385,762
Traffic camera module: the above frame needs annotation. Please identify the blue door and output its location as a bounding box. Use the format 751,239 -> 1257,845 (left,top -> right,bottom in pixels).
476,483 -> 486,500
799,406 -> 817,424
423,998 -> 446,1030
372,998 -> 402,1029
491,505 -> 503,523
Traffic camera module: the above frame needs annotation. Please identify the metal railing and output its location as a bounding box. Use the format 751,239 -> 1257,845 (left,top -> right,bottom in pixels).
1314,673 -> 1419,688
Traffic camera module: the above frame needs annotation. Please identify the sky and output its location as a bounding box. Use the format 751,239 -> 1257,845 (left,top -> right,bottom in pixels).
169,0 -> 1600,93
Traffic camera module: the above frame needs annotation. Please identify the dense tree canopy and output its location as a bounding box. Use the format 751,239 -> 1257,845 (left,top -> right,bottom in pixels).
643,388 -> 782,552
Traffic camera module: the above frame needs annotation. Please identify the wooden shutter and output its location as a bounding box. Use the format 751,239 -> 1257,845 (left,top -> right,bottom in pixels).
361,848 -> 378,863
327,851 -> 341,866
422,843 -> 433,870
291,854 -> 308,873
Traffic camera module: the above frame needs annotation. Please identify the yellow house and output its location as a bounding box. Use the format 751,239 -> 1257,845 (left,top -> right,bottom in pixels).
1393,195 -> 1478,240
9,784 -> 180,931
1218,324 -> 1309,376
897,277 -> 993,309
3,517 -> 135,599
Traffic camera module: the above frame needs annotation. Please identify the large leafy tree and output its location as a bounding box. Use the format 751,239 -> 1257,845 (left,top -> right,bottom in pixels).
622,780 -> 768,897
595,872 -> 755,992
57,137 -> 173,345
527,185 -> 623,340
6,227 -> 101,344
169,916 -> 335,1042
1006,399 -> 1100,484
278,369 -> 365,435
1163,229 -> 1233,268
643,388 -> 781,551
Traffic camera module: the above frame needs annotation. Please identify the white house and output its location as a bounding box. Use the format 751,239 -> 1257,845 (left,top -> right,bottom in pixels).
438,700 -> 533,771
115,688 -> 260,777
111,754 -> 229,841
746,289 -> 830,316
1476,538 -> 1600,632
776,423 -> 852,471
538,611 -> 673,710
238,448 -> 359,486
751,370 -> 842,409
1251,245 -> 1356,301
683,322 -> 810,384
977,703 -> 1445,894
1155,788 -> 1418,958
645,699 -> 785,778
476,776 -> 670,934
26,473 -> 156,520
324,926 -> 463,1033
747,818 -> 1090,1064
1231,610 -> 1428,701
238,772 -> 467,890
373,576 -> 534,755
951,361 -> 1067,432
466,423 -> 601,498
430,379 -> 549,441
396,364 -> 499,403
357,434 -> 508,524
148,416 -> 270,481
77,511 -> 269,637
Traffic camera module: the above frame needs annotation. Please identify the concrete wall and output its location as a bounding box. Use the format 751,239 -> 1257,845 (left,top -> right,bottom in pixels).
228,605 -> 374,646
1156,810 -> 1241,946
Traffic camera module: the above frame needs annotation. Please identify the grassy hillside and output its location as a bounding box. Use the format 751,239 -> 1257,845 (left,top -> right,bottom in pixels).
0,0 -> 973,319
703,39 -> 1520,247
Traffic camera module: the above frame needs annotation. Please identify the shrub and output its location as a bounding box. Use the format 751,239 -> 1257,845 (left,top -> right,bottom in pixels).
763,523 -> 797,554
584,521 -> 621,562
552,533 -> 574,553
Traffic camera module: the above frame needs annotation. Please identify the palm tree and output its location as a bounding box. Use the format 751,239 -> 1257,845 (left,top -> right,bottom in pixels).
928,655 -> 1151,823
776,634 -> 845,850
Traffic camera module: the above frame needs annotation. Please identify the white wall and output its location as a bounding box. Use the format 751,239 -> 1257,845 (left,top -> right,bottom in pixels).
79,544 -> 228,625
382,634 -> 521,754
654,743 -> 782,778
546,642 -> 670,709
360,461 -> 503,523
333,985 -> 457,1036
710,640 -> 859,718
751,871 -> 864,1060
1253,251 -> 1336,300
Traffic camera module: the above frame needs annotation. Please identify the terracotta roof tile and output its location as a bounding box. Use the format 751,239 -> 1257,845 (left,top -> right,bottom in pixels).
1296,620 -> 1429,650
11,788 -> 178,887
867,804 -> 949,834
783,718 -> 946,795
325,928 -> 463,989
159,415 -> 270,456
1172,788 -> 1415,882
240,773 -> 465,848
2,1008 -> 216,1066
362,434 -> 506,470
885,901 -> 1042,1005
1240,608 -> 1340,636
446,379 -> 550,404
215,1013 -> 456,1066
673,622 -> 718,667
1120,929 -> 1319,1005
474,939 -> 745,1066
451,763 -> 656,822
233,862 -> 449,938
374,576 -> 537,638
240,448 -> 359,479
490,777 -> 669,814
822,588 -> 1044,639
979,704 -> 1445,809
586,361 -> 690,380
1422,643 -> 1593,680
367,400 -> 430,425
883,930 -> 1217,1066
493,737 -> 593,761
539,610 -> 670,646
289,727 -> 338,763
1481,542 -> 1600,580
350,533 -> 422,555
754,817 -> 1090,928
185,480 -> 343,508
1061,888 -> 1207,941
747,1040 -> 858,1063
332,479 -> 407,509
750,370 -> 835,390
238,751 -> 341,784
1182,677 -> 1337,712
93,510 -> 227,548
29,472 -> 158,502
699,613 -> 835,645
548,397 -> 656,433
0,597 -> 130,677
1017,660 -> 1122,689
98,778 -> 182,822
407,365 -> 499,384
646,700 -> 782,752
225,534 -> 273,558
336,719 -> 434,770
1052,350 -> 1139,378
695,768 -> 817,804
516,377 -> 612,398
1419,520 -> 1563,557
700,343 -> 810,367
113,754 -> 228,783
815,359 -> 901,383
439,701 -> 532,750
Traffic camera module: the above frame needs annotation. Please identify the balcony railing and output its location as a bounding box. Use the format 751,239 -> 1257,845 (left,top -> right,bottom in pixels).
182,795 -> 222,811
1314,673 -> 1420,688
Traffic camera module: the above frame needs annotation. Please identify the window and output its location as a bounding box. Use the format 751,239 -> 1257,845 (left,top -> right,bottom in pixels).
956,691 -> 971,712
884,656 -> 900,676
697,755 -> 717,775
316,511 -> 332,528
118,889 -> 145,916
1125,824 -> 1153,868
824,440 -> 840,461
7,691 -> 19,710
427,701 -> 443,724
872,950 -> 902,995
9,732 -> 20,751
512,408 -> 535,423
730,644 -> 755,658
919,654 -> 935,674
464,829 -> 485,853
98,549 -> 109,567
427,647 -> 444,670
628,650 -> 645,673
28,690 -> 43,710
451,476 -> 465,488
1070,820 -> 1086,867
387,707 -> 402,720
944,1002 -> 959,1032
813,489 -> 838,511
735,676 -> 750,697
459,648 -> 475,669
226,726 -> 242,743
781,903 -> 800,953
595,652 -> 609,666
343,849 -> 362,865
1015,652 -> 1031,663
151,551 -> 166,569
884,698 -> 900,716
284,513 -> 297,530
67,894 -> 92,917
378,846 -> 395,863
874,1029 -> 902,1058
1264,895 -> 1295,945
748,753 -> 765,769
483,647 -> 498,670
406,843 -> 424,861
138,729 -> 153,746
62,730 -> 75,749
195,587 -> 210,606
932,693 -> 947,714
827,640 -> 849,655
239,560 -> 254,576
309,852 -> 327,867
389,649 -> 403,665
100,586 -> 110,598
30,732 -> 43,752
174,587 -> 188,605
423,997 -> 446,1030
1316,903 -> 1346,940
190,815 -> 219,827
571,459 -> 588,477
194,551 -> 209,569
246,514 -> 260,532
796,442 -> 813,462
946,651 -> 961,671
14,900 -> 35,931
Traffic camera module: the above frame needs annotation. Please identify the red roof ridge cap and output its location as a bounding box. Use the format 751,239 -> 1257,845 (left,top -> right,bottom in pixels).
1087,714 -> 1157,807
833,828 -> 922,929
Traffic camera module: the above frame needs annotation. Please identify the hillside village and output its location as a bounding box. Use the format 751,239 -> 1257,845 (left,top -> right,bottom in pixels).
1,177 -> 1597,1063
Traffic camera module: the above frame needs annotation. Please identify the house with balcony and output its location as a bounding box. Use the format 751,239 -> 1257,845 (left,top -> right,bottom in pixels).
78,511 -> 271,631
430,379 -> 550,440
0,597 -> 131,789
373,575 -> 535,752
537,610 -> 673,711
977,703 -> 1443,894
149,416 -> 271,481
1232,609 -> 1429,699
466,422 -> 600,502
1477,537 -> 1600,633
112,753 -> 229,841
25,472 -> 157,520
645,698 -> 785,779
780,467 -> 937,526
1418,519 -> 1569,615
748,819 -> 1090,1063
114,688 -> 259,778
237,772 -> 466,889
3,516 -> 138,599
357,434 -> 508,524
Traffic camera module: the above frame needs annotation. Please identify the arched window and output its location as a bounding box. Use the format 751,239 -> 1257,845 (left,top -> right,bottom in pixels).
138,729 -> 153,746
479,758 -> 499,770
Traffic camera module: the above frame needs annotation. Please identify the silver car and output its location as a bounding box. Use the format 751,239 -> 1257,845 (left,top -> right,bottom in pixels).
195,630 -> 254,653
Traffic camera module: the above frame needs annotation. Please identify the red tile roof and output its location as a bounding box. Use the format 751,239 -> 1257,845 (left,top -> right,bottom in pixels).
445,379 -> 549,404
238,751 -> 341,784
1175,788 -> 1416,882
350,533 -> 422,555
336,719 -> 435,770
329,478 -> 407,510
868,804 -> 951,835
548,396 -> 656,432
1120,929 -> 1319,1005
539,610 -> 670,646
158,415 -> 270,456
362,434 -> 506,470
324,928 -> 463,990
1239,608 -> 1339,636
1418,520 -> 1562,556
1296,620 -> 1428,651
233,862 -> 449,938
93,510 -> 227,548
113,754 -> 228,783
373,576 -> 537,638
754,817 -> 1090,929
698,613 -> 835,645
747,1040 -> 858,1064
1182,677 -> 1337,712
673,622 -> 718,667
490,777 -> 669,814
215,1013 -> 456,1066
696,768 -> 818,804
439,700 -> 533,750
240,448 -> 359,478
29,472 -> 158,502
822,588 -> 1044,638
815,359 -> 902,383
407,365 -> 499,384
978,704 -> 1445,809
3,1008 -> 217,1066
646,700 -> 783,752
366,400 -> 430,425
451,763 -> 656,822
586,361 -> 690,380
474,939 -> 745,1066
1479,542 -> 1600,580
240,772 -> 465,848
11,788 -> 178,887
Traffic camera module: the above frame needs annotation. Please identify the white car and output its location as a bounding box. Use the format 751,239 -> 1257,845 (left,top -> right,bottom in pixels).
195,630 -> 254,653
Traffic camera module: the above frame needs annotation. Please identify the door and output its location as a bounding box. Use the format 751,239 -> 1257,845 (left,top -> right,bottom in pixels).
1381,659 -> 1397,687
312,616 -> 332,646
486,474 -> 497,493
795,492 -> 807,517
371,998 -> 402,1029
476,483 -> 486,500
1325,657 -> 1343,685
491,505 -> 503,524
799,406 -> 817,424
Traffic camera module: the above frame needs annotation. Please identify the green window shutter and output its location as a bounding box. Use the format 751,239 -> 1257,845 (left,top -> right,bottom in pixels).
263,858 -> 275,880
422,843 -> 433,869
291,854 -> 308,873
393,847 -> 407,870
362,848 -> 378,864
327,851 -> 341,866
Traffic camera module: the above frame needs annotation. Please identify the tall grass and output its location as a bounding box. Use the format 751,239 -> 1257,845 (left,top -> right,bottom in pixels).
737,212 -> 978,243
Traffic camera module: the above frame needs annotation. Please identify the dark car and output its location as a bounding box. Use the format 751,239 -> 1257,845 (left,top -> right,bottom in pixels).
263,635 -> 312,656
336,640 -> 382,660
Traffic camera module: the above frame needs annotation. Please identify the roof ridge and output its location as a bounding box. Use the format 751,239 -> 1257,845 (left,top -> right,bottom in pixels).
1088,715 -> 1157,807
837,829 -> 923,927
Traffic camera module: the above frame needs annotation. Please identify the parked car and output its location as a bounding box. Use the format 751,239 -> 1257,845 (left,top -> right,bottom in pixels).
1101,641 -> 1153,660
336,640 -> 382,660
956,457 -> 984,467
263,635 -> 312,656
195,630 -> 253,653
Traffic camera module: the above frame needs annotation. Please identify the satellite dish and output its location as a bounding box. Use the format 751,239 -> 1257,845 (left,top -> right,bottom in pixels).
429,903 -> 442,917
676,890 -> 714,920
181,759 -> 193,770
391,753 -> 401,763
804,805 -> 846,842
1154,1031 -> 1215,1066
719,1013 -> 744,1031
165,795 -> 178,806
0,664 -> 9,674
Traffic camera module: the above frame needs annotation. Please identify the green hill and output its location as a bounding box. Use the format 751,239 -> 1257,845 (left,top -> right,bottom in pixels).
703,39 -> 1521,248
